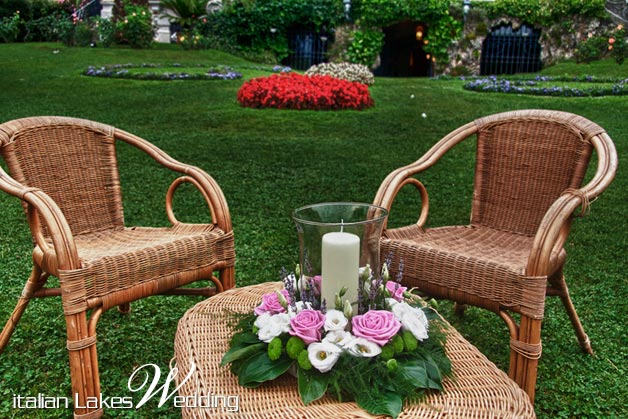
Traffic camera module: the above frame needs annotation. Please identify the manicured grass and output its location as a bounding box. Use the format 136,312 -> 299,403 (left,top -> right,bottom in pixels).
0,43 -> 626,419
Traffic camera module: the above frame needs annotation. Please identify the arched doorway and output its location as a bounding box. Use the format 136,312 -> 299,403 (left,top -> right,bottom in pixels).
375,20 -> 431,77
480,23 -> 542,75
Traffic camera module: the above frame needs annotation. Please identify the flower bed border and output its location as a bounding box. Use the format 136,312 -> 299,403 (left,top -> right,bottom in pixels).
459,75 -> 628,97
82,63 -> 291,81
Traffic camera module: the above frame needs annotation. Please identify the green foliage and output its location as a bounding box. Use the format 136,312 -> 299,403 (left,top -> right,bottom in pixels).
574,35 -> 609,64
160,0 -> 208,28
609,26 -> 628,65
94,16 -> 116,47
23,12 -> 65,42
574,25 -> 628,65
204,0 -> 344,60
483,0 -> 607,26
116,2 -> 155,48
346,27 -> 384,67
351,0 -> 460,64
0,12 -> 21,43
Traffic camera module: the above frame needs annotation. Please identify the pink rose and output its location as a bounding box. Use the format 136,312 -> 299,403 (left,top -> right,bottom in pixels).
254,290 -> 290,316
289,309 -> 325,344
352,310 -> 401,346
385,281 -> 407,302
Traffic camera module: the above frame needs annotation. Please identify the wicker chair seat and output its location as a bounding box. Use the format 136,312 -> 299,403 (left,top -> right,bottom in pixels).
32,225 -> 235,312
383,224 -> 565,319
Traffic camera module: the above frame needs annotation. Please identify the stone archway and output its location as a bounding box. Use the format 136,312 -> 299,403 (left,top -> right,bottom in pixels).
375,20 -> 432,77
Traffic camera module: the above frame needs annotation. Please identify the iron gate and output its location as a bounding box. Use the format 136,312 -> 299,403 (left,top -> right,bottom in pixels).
480,24 -> 542,75
284,29 -> 331,70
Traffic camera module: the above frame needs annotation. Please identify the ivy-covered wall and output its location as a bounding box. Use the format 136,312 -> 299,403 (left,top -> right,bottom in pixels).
446,0 -> 618,75
204,0 -> 618,74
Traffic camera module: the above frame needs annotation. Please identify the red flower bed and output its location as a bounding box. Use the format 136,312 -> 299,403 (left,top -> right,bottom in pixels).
237,73 -> 374,110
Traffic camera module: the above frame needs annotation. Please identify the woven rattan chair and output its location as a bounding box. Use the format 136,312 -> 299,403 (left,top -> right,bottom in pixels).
373,110 -> 617,403
0,116 -> 236,419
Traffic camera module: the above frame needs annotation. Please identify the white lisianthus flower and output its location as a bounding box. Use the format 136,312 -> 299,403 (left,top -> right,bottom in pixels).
345,337 -> 382,358
324,309 -> 348,331
391,302 -> 429,341
307,341 -> 342,373
323,330 -> 353,347
255,313 -> 291,343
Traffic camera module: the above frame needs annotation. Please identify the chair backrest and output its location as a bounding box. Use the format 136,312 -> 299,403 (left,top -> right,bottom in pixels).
470,111 -> 599,236
0,116 -> 124,237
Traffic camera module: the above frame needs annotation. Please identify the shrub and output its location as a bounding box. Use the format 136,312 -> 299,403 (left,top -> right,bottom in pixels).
346,28 -> 384,68
116,2 -> 155,48
574,35 -> 608,63
305,62 -> 375,86
608,25 -> 627,65
237,73 -> 374,111
0,12 -> 21,43
574,25 -> 628,65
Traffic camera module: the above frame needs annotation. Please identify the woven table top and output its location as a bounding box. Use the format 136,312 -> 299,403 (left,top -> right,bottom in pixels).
173,282 -> 536,419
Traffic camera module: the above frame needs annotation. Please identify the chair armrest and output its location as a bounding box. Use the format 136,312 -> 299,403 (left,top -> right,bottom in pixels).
373,121 -> 477,231
114,128 -> 232,232
0,168 -> 80,270
527,132 -> 618,276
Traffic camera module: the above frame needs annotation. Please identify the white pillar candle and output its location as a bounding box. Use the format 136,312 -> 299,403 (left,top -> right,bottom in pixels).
321,231 -> 360,308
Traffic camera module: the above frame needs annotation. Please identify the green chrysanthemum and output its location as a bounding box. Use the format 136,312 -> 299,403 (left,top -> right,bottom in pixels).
286,336 -> 306,360
268,337 -> 283,361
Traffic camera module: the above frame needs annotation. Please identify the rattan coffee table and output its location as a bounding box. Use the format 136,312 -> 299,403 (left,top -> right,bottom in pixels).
173,282 -> 536,419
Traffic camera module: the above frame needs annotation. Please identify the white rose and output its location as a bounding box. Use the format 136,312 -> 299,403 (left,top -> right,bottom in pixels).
324,309 -> 348,331
392,302 -> 429,341
256,313 -> 291,343
345,337 -> 382,358
307,341 -> 342,373
323,330 -> 353,347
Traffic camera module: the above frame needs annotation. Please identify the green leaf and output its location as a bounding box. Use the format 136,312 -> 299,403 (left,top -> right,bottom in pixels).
220,342 -> 266,366
237,352 -> 293,387
297,367 -> 329,405
355,390 -> 403,419
424,355 -> 444,391
397,359 -> 429,388
230,331 -> 262,346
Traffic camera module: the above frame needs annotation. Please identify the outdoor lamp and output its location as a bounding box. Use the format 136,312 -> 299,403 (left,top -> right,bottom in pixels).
343,0 -> 352,21
463,0 -> 471,18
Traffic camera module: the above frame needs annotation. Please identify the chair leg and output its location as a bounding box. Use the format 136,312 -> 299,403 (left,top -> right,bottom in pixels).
510,316 -> 542,404
0,266 -> 45,353
454,302 -> 467,317
220,266 -> 236,291
550,272 -> 593,354
117,303 -> 131,314
65,310 -> 103,419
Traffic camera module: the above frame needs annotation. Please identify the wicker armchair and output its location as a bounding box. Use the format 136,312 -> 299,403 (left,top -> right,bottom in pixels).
373,110 -> 617,403
0,116 -> 236,419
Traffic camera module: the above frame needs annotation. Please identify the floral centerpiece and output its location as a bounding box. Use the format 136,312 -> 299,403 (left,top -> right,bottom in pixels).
221,262 -> 451,418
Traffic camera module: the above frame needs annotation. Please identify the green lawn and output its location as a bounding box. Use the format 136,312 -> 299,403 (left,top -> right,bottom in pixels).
0,43 -> 626,419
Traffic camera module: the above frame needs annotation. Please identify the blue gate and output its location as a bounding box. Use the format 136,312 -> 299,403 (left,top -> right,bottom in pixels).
284,29 -> 331,70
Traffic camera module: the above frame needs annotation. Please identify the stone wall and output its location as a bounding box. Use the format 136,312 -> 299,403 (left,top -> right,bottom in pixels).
444,8 -> 618,75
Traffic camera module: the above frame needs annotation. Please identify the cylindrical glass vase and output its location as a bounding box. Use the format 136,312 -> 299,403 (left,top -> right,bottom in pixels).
292,202 -> 388,308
